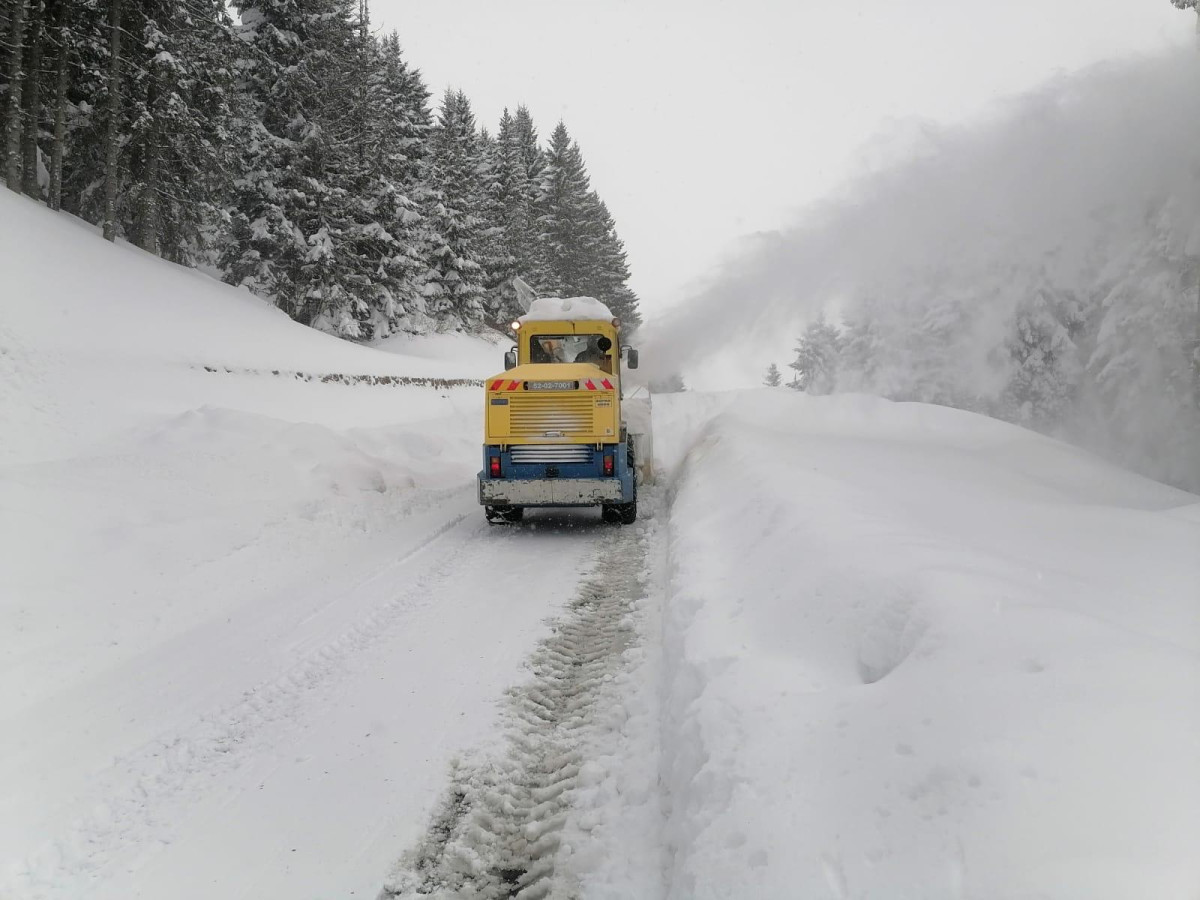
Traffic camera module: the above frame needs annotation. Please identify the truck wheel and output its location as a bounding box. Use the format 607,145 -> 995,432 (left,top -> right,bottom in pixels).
601,500 -> 637,524
486,506 -> 524,524
601,440 -> 639,525
615,441 -> 639,524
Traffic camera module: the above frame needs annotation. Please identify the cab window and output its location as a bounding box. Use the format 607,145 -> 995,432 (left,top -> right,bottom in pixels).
529,334 -> 611,371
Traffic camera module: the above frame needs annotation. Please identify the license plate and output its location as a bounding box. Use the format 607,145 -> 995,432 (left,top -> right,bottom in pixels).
526,381 -> 577,391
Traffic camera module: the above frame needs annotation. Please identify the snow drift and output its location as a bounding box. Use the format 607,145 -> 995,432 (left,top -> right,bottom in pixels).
644,389 -> 1200,900
0,192 -> 504,466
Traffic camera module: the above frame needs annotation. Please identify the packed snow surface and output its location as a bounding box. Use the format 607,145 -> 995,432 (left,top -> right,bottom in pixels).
519,296 -> 615,323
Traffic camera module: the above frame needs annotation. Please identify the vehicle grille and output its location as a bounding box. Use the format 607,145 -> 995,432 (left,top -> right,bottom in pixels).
507,394 -> 595,438
510,445 -> 593,464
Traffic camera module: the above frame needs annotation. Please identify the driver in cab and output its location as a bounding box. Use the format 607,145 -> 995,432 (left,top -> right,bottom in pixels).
574,335 -> 613,373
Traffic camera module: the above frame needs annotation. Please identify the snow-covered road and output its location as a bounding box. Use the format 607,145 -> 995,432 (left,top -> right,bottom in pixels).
382,510 -> 654,899
2,474 -> 619,899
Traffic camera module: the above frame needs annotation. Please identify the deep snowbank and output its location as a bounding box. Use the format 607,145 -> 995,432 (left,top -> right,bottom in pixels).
0,191 -> 500,464
653,389 -> 1200,899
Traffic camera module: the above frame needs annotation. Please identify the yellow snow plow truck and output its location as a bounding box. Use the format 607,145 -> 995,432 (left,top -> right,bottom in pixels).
478,296 -> 644,525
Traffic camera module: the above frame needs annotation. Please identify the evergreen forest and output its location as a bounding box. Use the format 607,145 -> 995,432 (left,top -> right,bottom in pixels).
0,0 -> 641,338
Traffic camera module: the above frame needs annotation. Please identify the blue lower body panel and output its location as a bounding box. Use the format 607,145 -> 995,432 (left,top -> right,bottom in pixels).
478,443 -> 635,507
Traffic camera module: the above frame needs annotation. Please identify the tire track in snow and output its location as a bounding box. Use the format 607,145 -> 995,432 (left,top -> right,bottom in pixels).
381,518 -> 649,900
3,505 -> 477,899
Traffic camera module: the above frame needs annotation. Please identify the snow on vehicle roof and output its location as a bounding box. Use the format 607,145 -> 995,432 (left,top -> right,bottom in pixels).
519,296 -> 615,323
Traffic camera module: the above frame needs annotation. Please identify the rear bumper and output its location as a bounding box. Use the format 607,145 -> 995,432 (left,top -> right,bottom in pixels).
479,478 -> 624,506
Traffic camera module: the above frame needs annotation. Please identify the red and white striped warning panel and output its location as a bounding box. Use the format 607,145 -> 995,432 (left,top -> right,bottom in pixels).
488,378 -> 615,392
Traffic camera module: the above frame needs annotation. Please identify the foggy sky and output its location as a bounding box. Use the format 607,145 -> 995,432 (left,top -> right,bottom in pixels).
370,0 -> 1189,316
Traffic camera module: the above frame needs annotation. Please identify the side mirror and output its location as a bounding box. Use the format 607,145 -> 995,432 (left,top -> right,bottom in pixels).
504,350 -> 517,370
627,348 -> 639,370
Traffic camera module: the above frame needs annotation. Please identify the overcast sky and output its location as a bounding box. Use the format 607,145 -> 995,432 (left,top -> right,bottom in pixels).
371,0 -> 1191,319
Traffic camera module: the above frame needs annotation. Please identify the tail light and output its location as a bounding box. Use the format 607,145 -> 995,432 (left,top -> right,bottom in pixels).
603,454 -> 614,476
490,456 -> 502,478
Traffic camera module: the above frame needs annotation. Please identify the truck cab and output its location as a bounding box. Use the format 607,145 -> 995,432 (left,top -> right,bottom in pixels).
478,297 -> 639,524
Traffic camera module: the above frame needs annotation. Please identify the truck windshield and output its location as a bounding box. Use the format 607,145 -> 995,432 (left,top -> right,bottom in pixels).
529,334 -> 610,368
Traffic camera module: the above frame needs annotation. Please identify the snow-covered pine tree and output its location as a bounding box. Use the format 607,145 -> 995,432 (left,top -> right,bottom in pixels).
290,1 -> 366,339
44,0 -> 72,210
999,278 -> 1083,430
533,122 -> 640,323
890,277 -> 990,410
3,0 -> 28,190
512,105 -> 544,199
0,0 -> 58,197
344,30 -> 431,337
120,0 -> 243,263
47,0 -> 108,220
509,105 -> 548,291
534,121 -> 593,297
836,299 -> 884,394
583,194 -> 641,327
1,0 -> 91,206
764,363 -> 782,387
0,0 -> 73,202
789,316 -> 842,394
100,0 -> 121,240
422,88 -> 486,328
473,124 -> 514,322
1087,199 -> 1200,487
223,0 -> 364,334
484,108 -> 537,320
17,0 -> 43,198
223,1 -> 309,308
31,0 -> 152,240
